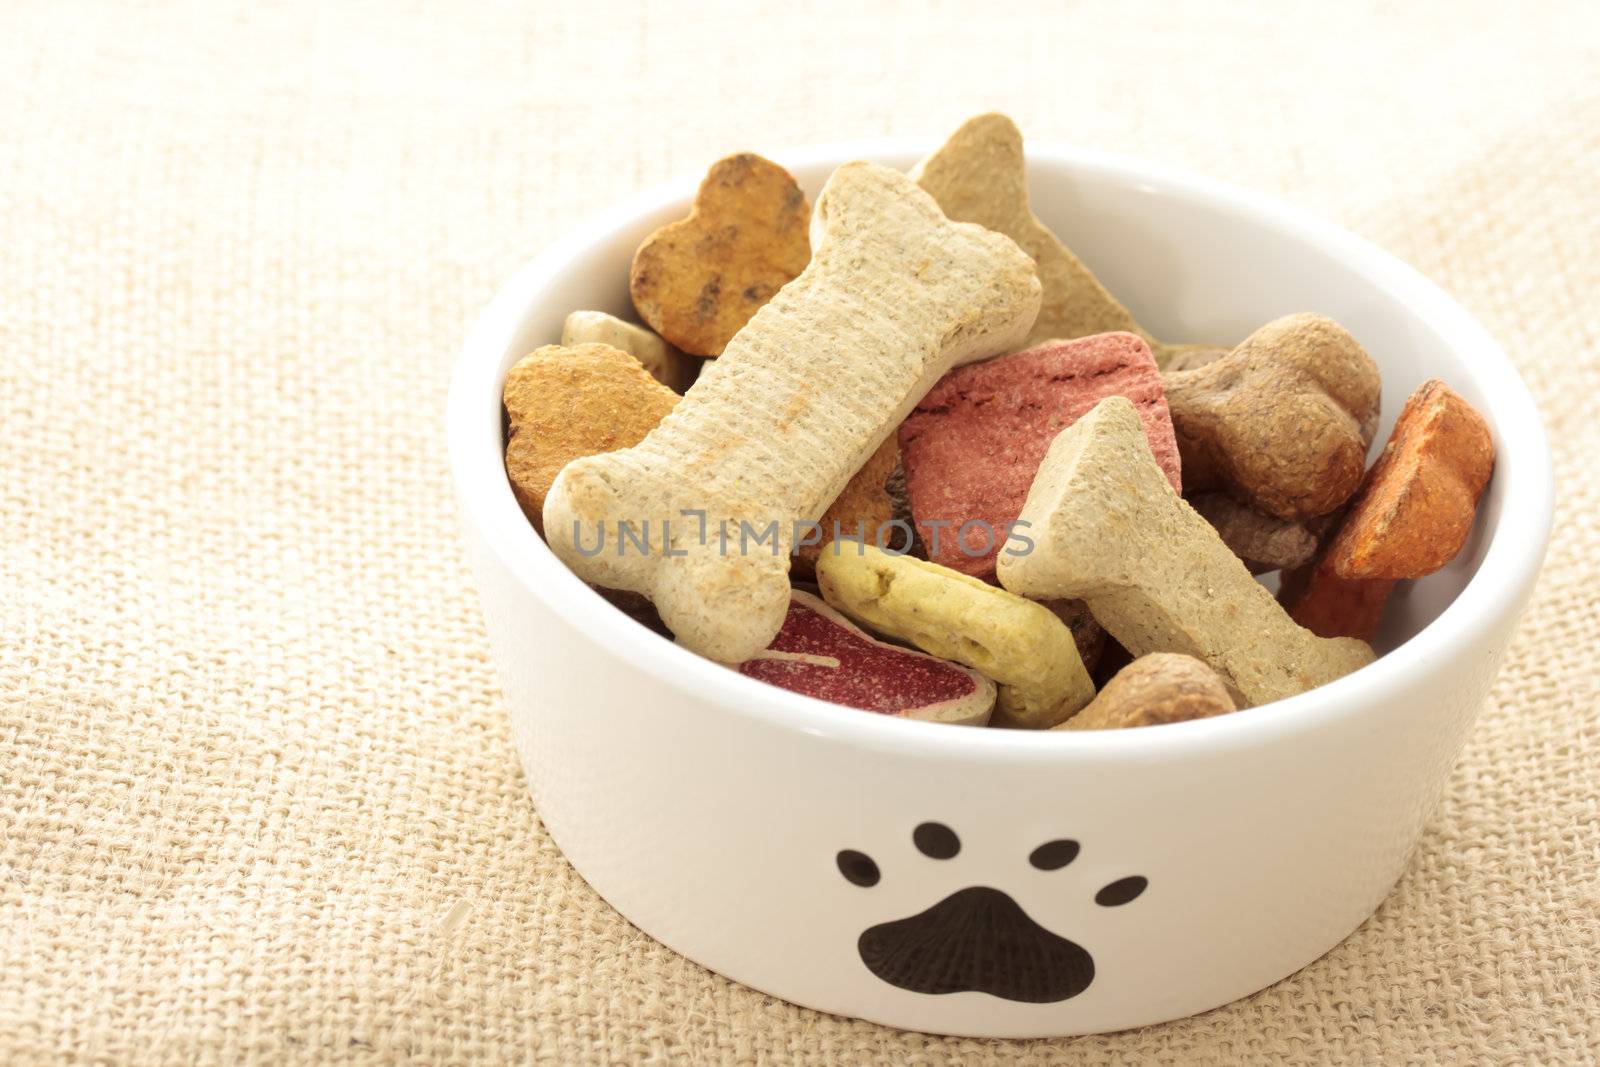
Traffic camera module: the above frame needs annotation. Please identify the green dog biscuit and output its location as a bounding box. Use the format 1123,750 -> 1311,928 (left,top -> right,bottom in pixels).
816,543 -> 1093,729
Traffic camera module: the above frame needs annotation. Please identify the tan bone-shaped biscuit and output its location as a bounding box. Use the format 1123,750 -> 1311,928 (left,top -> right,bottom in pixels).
561,310 -> 696,392
545,162 -> 1042,663
912,112 -> 1212,366
997,397 -> 1374,706
1163,313 -> 1381,521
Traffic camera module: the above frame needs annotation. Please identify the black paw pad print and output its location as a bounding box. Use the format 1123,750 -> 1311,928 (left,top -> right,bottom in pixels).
836,822 -> 1147,1004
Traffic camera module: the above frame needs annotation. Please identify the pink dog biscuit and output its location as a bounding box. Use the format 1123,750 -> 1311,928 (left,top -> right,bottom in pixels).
898,332 -> 1180,577
737,592 -> 995,725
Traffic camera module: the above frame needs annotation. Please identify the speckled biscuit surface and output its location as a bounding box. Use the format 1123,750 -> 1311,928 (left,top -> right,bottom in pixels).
1057,653 -> 1237,730
792,437 -> 898,579
1190,491 -> 1321,573
629,153 -> 812,357
1279,553 -> 1396,641
1325,379 -> 1495,580
545,162 -> 1041,663
998,397 -> 1375,707
502,343 -> 679,532
1163,313 -> 1382,520
561,310 -> 696,392
737,591 -> 995,725
912,112 -> 1208,364
898,332 -> 1180,577
815,544 -> 1093,729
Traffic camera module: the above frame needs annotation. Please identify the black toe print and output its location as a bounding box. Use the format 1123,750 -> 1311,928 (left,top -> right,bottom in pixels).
1029,839 -> 1080,870
837,827 -> 1148,1003
913,821 -> 960,859
1094,875 -> 1148,907
836,849 -> 880,887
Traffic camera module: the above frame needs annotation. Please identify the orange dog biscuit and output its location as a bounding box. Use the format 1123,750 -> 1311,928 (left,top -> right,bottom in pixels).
502,343 -> 679,532
629,153 -> 811,357
1324,379 -> 1494,580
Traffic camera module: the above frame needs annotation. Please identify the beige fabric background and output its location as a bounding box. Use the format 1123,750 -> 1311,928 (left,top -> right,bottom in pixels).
2,1 -> 1597,1062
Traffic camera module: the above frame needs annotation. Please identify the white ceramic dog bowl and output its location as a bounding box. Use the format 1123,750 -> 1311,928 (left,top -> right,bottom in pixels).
447,141 -> 1553,1037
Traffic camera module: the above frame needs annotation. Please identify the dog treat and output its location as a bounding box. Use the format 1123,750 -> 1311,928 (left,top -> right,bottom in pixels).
1163,313 -> 1381,520
912,112 -> 1209,365
884,459 -> 927,560
503,343 -> 679,532
1278,381 -> 1492,641
997,397 -> 1375,706
1278,554 -> 1395,642
1324,379 -> 1494,580
793,438 -> 898,579
738,592 -> 995,725
629,153 -> 812,357
544,162 -> 1041,662
561,310 -> 696,392
1056,653 -> 1237,731
1045,598 -> 1107,675
815,544 -> 1092,729
1190,492 -> 1320,573
898,332 -> 1180,577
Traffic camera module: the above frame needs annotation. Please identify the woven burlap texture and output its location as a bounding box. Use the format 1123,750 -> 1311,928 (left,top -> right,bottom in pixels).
2,2 -> 1596,1063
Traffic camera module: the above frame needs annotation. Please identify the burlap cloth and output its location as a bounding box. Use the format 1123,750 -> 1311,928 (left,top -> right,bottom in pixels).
3,2 -> 1597,1062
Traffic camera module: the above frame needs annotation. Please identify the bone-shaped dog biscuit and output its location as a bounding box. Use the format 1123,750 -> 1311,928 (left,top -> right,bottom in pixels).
544,162 -> 1042,662
997,397 -> 1374,707
912,112 -> 1213,366
1163,313 -> 1381,521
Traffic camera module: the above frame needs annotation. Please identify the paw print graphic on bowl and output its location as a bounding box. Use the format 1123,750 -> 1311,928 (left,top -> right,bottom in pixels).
837,822 -> 1147,1004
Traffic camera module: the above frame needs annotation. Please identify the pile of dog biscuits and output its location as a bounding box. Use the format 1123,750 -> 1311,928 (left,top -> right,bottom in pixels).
505,113 -> 1496,731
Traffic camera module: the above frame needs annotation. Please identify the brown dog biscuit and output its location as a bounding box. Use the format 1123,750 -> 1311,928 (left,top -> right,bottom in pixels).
1324,379 -> 1494,580
629,153 -> 812,357
502,343 -> 679,532
1056,653 -> 1237,730
1044,598 -> 1107,675
1164,313 -> 1381,520
1190,492 -> 1320,573
792,438 -> 898,579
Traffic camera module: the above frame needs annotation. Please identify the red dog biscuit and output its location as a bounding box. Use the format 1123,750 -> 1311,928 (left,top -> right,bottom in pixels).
737,592 -> 995,725
898,332 -> 1180,577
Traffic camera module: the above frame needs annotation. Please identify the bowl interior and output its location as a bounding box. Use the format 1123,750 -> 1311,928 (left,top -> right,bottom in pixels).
454,143 -> 1550,744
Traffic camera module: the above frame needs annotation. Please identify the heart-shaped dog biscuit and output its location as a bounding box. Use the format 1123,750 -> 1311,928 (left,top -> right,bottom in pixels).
629,152 -> 812,357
